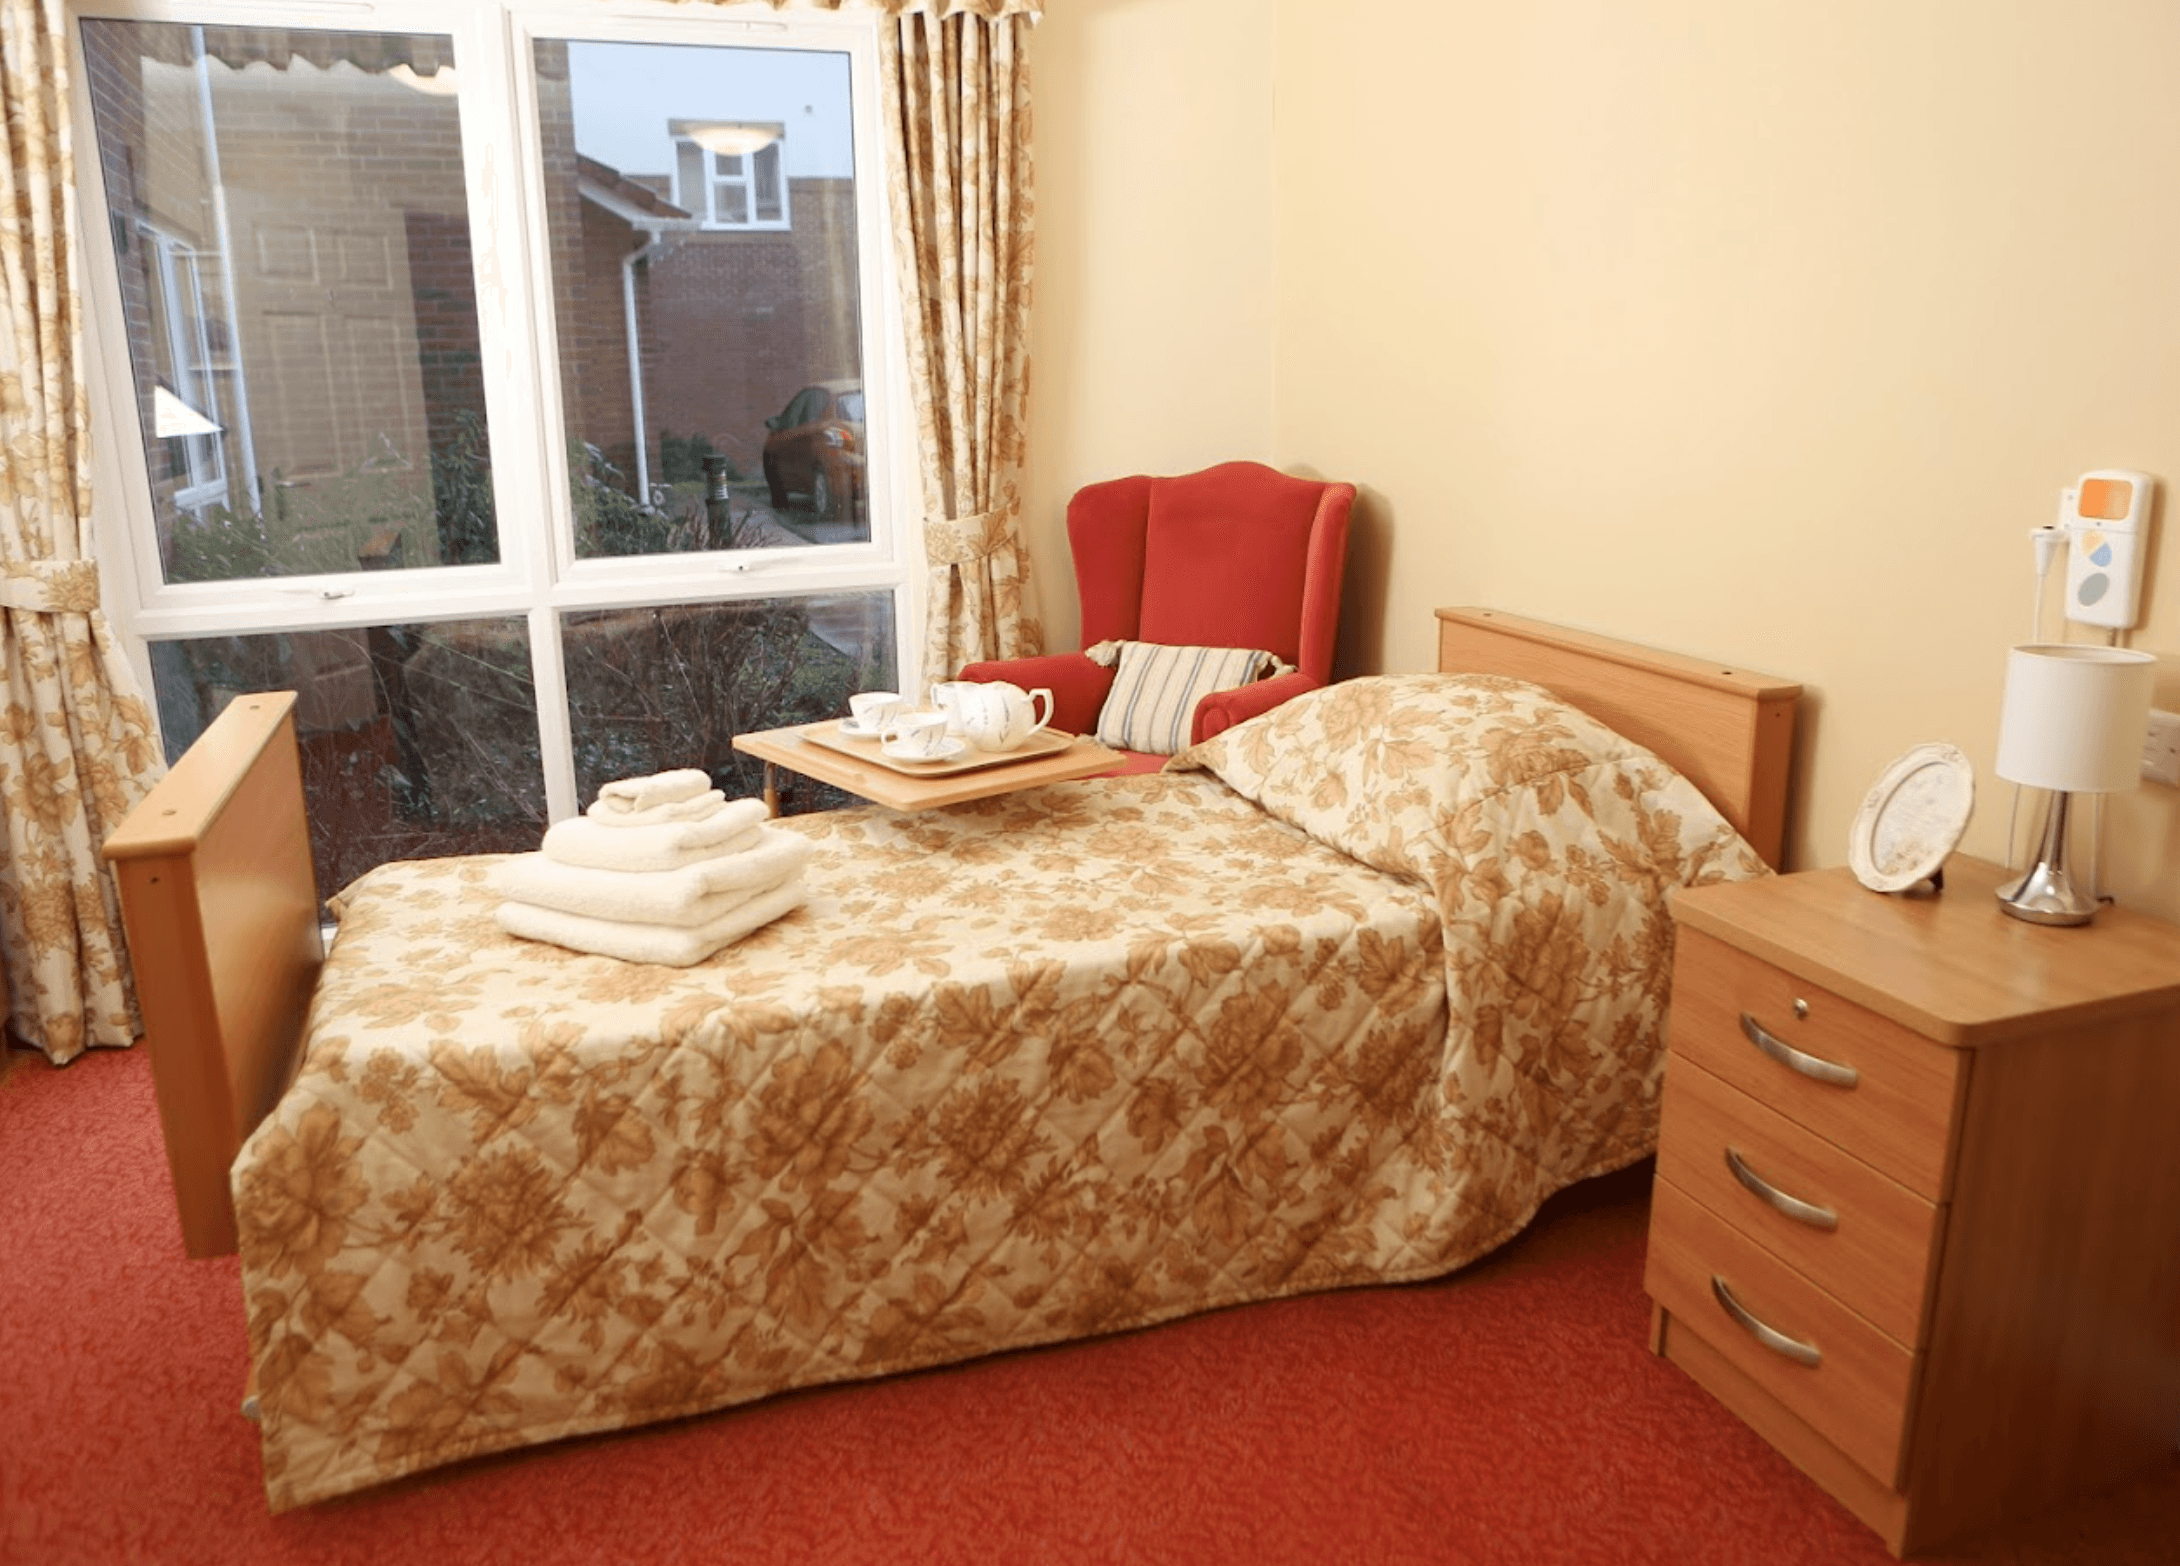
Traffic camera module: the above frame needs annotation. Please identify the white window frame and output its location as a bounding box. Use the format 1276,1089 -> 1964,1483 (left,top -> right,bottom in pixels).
72,0 -> 923,826
137,219 -> 229,513
670,131 -> 790,230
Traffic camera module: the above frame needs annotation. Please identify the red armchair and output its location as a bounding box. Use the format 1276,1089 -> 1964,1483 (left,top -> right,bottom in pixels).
957,460 -> 1353,774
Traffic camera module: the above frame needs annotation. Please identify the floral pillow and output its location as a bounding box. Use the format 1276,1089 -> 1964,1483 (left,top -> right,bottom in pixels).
1168,673 -> 1767,903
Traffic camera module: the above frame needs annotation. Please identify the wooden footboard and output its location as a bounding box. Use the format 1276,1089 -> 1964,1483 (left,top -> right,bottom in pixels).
104,692 -> 322,1259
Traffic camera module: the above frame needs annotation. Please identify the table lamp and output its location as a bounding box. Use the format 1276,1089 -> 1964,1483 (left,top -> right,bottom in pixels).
1993,643 -> 2156,925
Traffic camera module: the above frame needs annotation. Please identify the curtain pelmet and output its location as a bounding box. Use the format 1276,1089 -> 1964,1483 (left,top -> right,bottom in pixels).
182,0 -> 1042,73
683,0 -> 1042,16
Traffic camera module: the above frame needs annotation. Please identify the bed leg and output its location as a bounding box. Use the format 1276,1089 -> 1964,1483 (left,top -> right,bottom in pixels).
241,1361 -> 261,1424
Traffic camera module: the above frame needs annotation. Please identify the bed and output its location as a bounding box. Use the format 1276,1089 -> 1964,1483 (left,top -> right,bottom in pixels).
103,607 -> 1799,1510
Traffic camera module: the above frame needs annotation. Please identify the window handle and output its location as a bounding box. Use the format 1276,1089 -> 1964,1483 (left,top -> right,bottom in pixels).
279,585 -> 355,601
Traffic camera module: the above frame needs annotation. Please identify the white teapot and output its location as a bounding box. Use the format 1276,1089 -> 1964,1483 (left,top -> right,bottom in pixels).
952,680 -> 1054,751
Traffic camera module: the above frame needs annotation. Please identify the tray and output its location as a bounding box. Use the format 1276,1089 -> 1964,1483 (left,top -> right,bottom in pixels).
799,718 -> 1081,777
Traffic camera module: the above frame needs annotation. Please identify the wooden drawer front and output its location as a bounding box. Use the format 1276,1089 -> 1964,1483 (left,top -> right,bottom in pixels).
1645,1178 -> 1917,1489
1657,1056 -> 1942,1349
1668,929 -> 1962,1199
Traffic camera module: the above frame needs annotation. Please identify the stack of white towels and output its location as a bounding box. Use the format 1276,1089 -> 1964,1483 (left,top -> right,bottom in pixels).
493,769 -> 812,967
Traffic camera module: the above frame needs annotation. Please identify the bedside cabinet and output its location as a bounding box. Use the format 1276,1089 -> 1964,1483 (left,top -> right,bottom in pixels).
1644,856 -> 2180,1558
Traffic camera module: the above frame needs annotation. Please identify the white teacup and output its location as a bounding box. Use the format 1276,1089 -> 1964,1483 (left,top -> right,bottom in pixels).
847,690 -> 903,734
880,710 -> 953,761
928,680 -> 976,736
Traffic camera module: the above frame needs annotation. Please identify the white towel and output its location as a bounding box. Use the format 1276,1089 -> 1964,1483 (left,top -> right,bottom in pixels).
495,829 -> 815,926
585,789 -> 725,828
495,876 -> 807,967
543,796 -> 771,873
593,767 -> 714,816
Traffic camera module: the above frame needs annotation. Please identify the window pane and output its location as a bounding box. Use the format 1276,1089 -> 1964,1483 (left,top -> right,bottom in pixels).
536,39 -> 868,555
149,617 -> 544,898
674,138 -> 706,213
752,145 -> 783,222
82,21 -> 499,584
563,592 -> 895,812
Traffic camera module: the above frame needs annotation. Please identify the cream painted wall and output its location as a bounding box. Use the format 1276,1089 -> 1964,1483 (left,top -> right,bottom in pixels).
1021,0 -> 1279,652
1267,0 -> 2180,914
1027,1 -> 2180,919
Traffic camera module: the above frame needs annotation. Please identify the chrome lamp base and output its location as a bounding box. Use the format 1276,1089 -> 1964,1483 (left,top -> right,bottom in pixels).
1996,789 -> 2100,926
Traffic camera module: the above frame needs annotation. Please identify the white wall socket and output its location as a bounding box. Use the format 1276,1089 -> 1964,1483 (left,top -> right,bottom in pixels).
2144,709 -> 2180,787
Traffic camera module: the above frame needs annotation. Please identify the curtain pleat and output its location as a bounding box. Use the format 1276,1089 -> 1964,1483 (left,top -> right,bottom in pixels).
0,0 -> 165,1064
882,9 -> 1042,679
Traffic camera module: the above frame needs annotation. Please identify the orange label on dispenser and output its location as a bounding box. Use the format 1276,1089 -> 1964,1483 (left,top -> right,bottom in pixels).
2078,477 -> 2134,522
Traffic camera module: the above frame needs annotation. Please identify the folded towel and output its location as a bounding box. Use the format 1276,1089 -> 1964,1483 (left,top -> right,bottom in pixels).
495,876 -> 807,966
593,767 -> 714,816
543,796 -> 771,873
585,789 -> 725,828
495,829 -> 815,926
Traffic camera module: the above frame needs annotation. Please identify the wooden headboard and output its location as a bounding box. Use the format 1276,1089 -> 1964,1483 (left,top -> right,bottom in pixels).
103,692 -> 321,1258
103,611 -> 1799,1259
1436,607 -> 1799,871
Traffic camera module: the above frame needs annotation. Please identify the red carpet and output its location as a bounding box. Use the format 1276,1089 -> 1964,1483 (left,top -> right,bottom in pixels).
3,1045 -> 2174,1565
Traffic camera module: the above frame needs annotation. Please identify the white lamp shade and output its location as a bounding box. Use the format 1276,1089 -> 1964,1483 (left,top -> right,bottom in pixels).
687,122 -> 780,158
388,63 -> 461,97
1995,643 -> 2155,794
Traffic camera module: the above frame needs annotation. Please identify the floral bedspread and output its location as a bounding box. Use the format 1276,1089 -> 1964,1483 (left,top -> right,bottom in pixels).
233,675 -> 1765,1509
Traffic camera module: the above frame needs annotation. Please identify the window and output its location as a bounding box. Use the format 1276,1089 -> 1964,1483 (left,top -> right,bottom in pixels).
76,0 -> 910,902
136,220 -> 228,515
670,123 -> 789,229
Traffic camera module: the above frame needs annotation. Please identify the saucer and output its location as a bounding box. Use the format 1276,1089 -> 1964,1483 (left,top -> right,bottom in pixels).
882,737 -> 966,765
838,717 -> 889,739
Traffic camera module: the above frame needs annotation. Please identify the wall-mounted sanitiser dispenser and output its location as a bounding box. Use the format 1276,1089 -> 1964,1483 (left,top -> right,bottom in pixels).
2062,470 -> 2154,631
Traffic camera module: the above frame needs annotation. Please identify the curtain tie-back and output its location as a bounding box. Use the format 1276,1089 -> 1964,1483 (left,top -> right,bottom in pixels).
923,509 -> 1009,567
0,559 -> 102,614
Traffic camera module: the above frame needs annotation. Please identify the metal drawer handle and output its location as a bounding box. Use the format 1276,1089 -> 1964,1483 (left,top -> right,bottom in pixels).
1739,1011 -> 1859,1088
1711,1276 -> 1823,1367
1725,1146 -> 1839,1230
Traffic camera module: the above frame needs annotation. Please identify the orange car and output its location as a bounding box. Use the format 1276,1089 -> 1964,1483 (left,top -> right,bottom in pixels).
761,380 -> 865,520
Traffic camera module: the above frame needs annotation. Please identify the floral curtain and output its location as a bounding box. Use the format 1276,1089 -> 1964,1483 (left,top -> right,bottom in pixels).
0,0 -> 165,1064
880,9 -> 1044,678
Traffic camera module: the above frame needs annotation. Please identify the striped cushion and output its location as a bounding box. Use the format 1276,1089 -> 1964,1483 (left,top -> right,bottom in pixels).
1093,642 -> 1280,756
